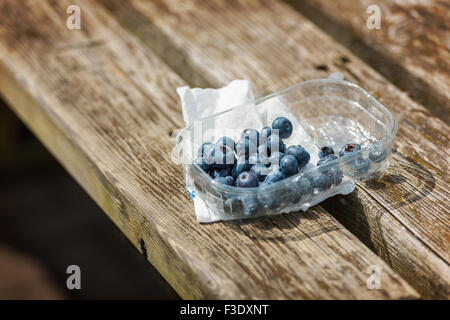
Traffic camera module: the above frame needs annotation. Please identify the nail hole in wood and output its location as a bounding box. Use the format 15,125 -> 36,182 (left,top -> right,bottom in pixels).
341,56 -> 350,64
315,64 -> 329,71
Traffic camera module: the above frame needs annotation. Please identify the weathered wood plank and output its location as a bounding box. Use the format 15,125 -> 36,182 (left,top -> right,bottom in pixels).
286,0 -> 450,124
0,0 -> 418,299
101,0 -> 450,298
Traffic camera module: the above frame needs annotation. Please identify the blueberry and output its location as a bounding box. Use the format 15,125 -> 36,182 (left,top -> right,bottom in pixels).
286,145 -> 310,168
267,135 -> 286,154
197,142 -> 215,164
242,196 -> 259,217
212,167 -> 231,178
313,173 -> 332,190
257,185 -> 279,209
328,167 -> 343,185
257,145 -> 271,166
248,153 -> 258,165
241,129 -> 259,146
339,143 -> 361,157
272,116 -> 293,139
216,136 -> 235,151
258,144 -> 268,155
236,171 -> 259,188
317,154 -> 338,166
235,157 -> 252,176
260,127 -> 272,143
369,145 -> 387,163
280,154 -> 299,177
214,144 -> 236,169
297,177 -> 313,194
291,176 -> 312,203
194,157 -> 211,172
314,152 -> 343,189
197,142 -> 215,158
269,152 -> 284,166
264,166 -> 286,184
236,136 -> 258,159
224,196 -> 243,215
231,165 -> 238,179
318,146 -> 335,159
214,176 -> 229,185
249,152 -> 270,166
353,158 -> 370,175
250,164 -> 270,182
224,176 -> 235,186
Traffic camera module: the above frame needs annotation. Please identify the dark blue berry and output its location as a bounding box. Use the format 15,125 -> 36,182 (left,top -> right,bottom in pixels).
257,144 -> 270,158
267,135 -> 286,154
197,142 -> 215,164
214,176 -> 229,185
236,171 -> 259,188
195,157 -> 211,172
248,153 -> 259,165
318,146 -> 335,159
242,196 -> 259,217
216,136 -> 235,151
235,157 -> 252,176
264,166 -> 286,184
224,176 -> 235,186
328,167 -> 343,185
353,158 -> 370,174
257,185 -> 279,209
313,174 -> 332,190
249,152 -> 269,166
291,176 -> 313,203
260,126 -> 272,143
286,145 -> 310,168
272,117 -> 293,139
214,144 -> 236,169
241,129 -> 259,146
197,142 -> 215,158
317,154 -> 338,166
280,154 -> 299,177
339,143 -> 361,157
258,144 -> 268,154
212,167 -> 231,178
236,136 -> 258,159
269,152 -> 284,166
250,164 -> 270,182
231,165 -> 238,179
369,145 -> 387,163
297,177 -> 313,194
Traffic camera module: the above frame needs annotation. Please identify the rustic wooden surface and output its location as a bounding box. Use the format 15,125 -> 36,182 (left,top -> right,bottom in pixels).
100,0 -> 450,299
287,0 -> 450,124
0,0 -> 421,299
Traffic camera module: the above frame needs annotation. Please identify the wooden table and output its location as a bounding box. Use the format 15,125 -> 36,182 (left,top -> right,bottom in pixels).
0,0 -> 448,299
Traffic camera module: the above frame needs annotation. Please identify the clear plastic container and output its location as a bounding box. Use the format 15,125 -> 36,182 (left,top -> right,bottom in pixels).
176,77 -> 397,221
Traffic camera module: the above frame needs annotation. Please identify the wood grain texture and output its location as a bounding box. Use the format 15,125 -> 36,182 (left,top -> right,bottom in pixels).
0,0 -> 418,299
100,0 -> 450,298
286,0 -> 450,124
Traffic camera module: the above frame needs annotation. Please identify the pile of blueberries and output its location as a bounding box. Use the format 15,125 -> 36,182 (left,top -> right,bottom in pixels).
194,116 -> 384,216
